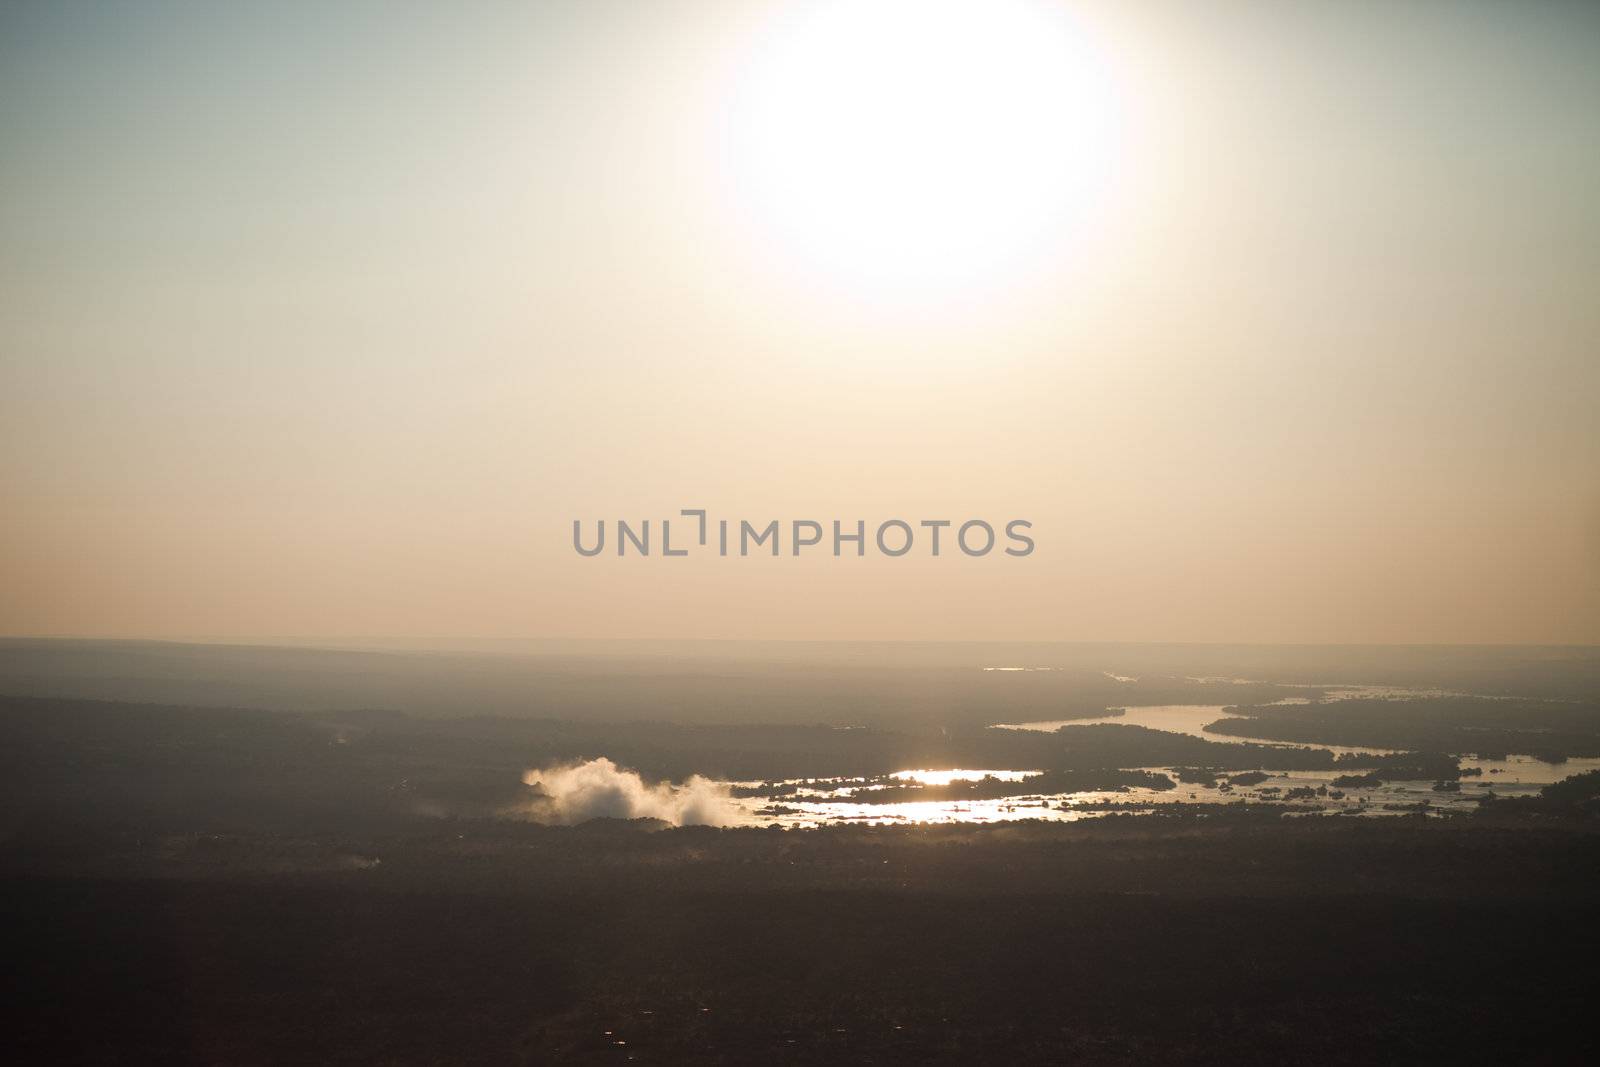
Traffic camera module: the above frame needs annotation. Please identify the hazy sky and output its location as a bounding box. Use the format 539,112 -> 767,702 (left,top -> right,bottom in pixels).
3,0 -> 1598,644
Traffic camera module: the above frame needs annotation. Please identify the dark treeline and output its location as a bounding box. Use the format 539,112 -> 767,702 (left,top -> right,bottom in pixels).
1477,770 -> 1600,816
0,639 -> 1309,731
10,639 -> 1599,731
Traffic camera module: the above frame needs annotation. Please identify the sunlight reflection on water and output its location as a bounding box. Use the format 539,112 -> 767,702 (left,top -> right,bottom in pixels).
717,677 -> 1598,828
724,756 -> 1600,828
994,704 -> 1404,757
889,768 -> 1036,786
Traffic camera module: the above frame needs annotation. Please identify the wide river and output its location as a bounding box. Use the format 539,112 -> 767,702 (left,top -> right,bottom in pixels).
722,689 -> 1598,828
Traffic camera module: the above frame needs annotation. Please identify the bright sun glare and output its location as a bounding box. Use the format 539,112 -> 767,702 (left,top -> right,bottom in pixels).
727,0 -> 1124,298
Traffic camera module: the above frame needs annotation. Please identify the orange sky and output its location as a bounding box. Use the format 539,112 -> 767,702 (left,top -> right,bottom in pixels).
2,1 -> 1597,644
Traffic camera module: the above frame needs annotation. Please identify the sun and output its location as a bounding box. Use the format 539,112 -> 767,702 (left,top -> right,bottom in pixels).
723,0 -> 1125,299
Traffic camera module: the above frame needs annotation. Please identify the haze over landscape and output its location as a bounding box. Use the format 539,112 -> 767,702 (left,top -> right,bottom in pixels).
4,1 -> 1600,1063
4,0 -> 1598,646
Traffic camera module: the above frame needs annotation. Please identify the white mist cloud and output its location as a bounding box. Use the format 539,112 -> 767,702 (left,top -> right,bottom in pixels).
521,757 -> 743,827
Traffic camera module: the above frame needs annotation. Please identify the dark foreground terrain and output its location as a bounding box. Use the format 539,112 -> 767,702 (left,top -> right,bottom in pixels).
7,815 -> 1600,1065
5,649 -> 1600,1064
